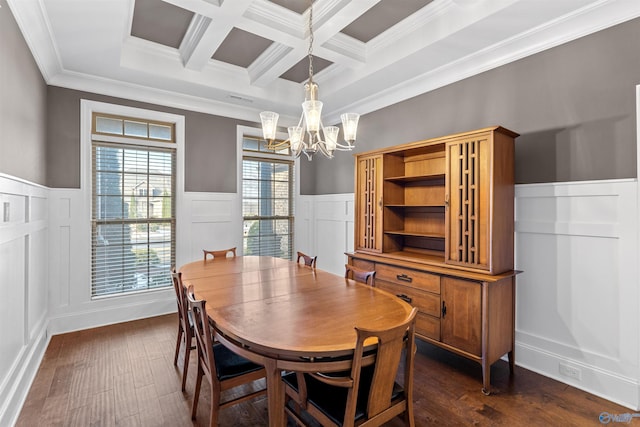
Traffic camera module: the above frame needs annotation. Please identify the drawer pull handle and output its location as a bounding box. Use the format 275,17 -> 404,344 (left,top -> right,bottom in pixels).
396,294 -> 412,304
442,301 -> 447,318
396,274 -> 412,283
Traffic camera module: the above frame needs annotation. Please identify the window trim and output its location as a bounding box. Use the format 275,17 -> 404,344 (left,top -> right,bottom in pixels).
81,100 -> 186,300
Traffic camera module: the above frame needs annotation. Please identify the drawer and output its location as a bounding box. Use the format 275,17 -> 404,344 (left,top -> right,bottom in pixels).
416,312 -> 440,341
349,258 -> 375,272
376,279 -> 441,318
375,264 -> 440,294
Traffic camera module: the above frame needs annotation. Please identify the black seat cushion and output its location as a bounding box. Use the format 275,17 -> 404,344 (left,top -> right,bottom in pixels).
283,365 -> 403,426
213,343 -> 263,381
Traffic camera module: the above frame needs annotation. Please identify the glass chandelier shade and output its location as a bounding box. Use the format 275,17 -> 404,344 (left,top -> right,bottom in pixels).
259,0 -> 359,160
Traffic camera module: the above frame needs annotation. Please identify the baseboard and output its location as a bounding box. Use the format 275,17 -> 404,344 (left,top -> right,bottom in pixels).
516,340 -> 640,411
0,319 -> 50,427
48,295 -> 177,335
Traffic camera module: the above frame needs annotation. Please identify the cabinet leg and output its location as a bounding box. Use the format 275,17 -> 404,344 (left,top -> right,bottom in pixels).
481,362 -> 491,395
508,350 -> 515,375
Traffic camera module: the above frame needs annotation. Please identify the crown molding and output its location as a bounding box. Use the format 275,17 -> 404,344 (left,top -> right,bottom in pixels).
48,70 -> 271,123
7,0 -> 62,83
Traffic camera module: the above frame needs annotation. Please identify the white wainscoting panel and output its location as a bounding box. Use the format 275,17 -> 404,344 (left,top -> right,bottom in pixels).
296,193 -> 354,276
182,192 -> 242,265
0,174 -> 50,427
515,179 -> 639,410
47,187 -> 176,335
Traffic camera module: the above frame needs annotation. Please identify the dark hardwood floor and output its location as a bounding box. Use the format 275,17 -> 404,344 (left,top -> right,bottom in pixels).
16,313 -> 628,426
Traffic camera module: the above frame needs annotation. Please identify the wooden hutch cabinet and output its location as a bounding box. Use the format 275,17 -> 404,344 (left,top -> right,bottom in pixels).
348,126 -> 519,394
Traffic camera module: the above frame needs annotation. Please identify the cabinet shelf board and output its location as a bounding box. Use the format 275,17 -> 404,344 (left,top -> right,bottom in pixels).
385,174 -> 445,183
385,230 -> 446,239
385,204 -> 445,209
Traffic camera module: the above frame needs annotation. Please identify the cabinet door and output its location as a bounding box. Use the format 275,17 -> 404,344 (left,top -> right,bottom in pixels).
355,154 -> 383,253
445,134 -> 491,270
441,277 -> 482,356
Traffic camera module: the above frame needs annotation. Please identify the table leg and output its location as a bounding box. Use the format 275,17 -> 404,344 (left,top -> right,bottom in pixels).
265,359 -> 286,427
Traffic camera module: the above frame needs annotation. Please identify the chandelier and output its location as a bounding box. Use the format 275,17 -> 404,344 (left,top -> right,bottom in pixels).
259,0 -> 359,160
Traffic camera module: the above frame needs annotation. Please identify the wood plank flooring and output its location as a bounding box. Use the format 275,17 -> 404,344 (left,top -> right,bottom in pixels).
16,313 -> 629,426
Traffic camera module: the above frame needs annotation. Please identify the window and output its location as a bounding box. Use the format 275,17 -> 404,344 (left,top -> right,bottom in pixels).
91,113 -> 176,297
242,135 -> 294,259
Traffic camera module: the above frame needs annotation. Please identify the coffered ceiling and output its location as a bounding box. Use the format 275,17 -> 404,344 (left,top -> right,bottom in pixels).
7,0 -> 640,125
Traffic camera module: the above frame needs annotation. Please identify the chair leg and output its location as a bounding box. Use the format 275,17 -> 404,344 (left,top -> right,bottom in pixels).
209,385 -> 221,427
181,336 -> 191,391
404,400 -> 415,427
192,366 -> 203,420
174,325 -> 183,366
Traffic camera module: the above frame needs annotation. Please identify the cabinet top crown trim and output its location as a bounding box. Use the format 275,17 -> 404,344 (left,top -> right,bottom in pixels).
354,126 -> 519,157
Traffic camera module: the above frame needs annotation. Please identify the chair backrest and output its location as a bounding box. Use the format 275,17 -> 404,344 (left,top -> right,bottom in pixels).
356,307 -> 417,420
171,268 -> 189,333
186,285 -> 217,384
309,307 -> 418,425
296,251 -> 317,268
203,247 -> 237,261
344,264 -> 376,286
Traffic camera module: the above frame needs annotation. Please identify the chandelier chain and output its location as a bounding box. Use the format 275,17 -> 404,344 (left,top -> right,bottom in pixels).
308,0 -> 314,82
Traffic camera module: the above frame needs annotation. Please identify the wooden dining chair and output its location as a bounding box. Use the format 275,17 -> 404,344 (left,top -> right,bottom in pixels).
203,247 -> 237,261
283,307 -> 418,427
186,285 -> 267,426
171,268 -> 195,392
296,251 -> 317,268
344,264 -> 376,286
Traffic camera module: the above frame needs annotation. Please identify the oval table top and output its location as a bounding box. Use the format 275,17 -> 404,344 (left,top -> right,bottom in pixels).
179,255 -> 414,361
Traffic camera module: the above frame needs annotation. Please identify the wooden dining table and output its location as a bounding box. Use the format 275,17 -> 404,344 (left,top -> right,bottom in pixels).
179,255 -> 414,427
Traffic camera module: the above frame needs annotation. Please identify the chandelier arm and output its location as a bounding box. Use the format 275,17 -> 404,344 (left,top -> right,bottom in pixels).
317,143 -> 334,159
333,141 -> 355,150
265,138 -> 291,149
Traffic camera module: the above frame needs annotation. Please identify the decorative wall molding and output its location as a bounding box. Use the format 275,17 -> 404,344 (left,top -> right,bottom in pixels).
181,191 -> 243,264
514,179 -> 639,410
0,174 -> 50,427
295,193 -> 354,276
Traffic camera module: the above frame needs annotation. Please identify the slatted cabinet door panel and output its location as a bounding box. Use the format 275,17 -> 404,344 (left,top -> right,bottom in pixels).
441,277 -> 482,357
355,154 -> 383,253
445,133 -> 492,271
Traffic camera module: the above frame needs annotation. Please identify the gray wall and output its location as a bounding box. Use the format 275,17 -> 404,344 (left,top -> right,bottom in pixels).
47,87 -> 257,192
0,0 -> 47,185
304,17 -> 640,195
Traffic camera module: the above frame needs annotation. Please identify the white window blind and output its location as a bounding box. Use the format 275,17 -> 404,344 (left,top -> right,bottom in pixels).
91,115 -> 176,298
242,137 -> 294,260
